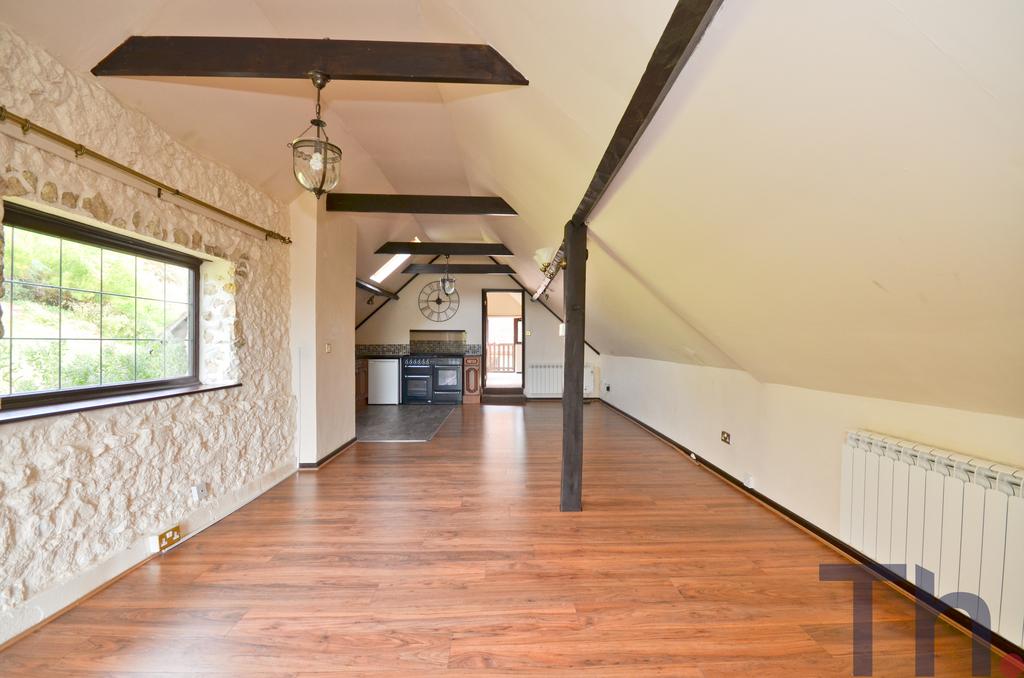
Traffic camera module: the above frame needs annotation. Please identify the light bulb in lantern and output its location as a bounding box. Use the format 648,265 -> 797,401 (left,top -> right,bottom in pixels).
289,71 -> 342,198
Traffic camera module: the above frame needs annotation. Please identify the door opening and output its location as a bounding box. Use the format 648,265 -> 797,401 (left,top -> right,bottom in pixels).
482,290 -> 525,392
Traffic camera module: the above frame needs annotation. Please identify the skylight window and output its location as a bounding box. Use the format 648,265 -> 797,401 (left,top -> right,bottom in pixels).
370,237 -> 420,283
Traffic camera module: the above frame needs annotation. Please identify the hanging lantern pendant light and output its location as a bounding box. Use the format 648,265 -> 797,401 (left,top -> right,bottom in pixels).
441,255 -> 457,295
290,70 -> 343,198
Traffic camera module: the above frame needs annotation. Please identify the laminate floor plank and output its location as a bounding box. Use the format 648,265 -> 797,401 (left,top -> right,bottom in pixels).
0,403 -> 998,675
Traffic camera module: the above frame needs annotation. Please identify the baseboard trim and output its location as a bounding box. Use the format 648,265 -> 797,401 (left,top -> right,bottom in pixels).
0,461 -> 295,649
299,436 -> 357,470
598,399 -> 1024,660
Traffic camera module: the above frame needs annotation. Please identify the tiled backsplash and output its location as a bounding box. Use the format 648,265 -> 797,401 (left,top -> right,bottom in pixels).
356,343 -> 482,357
410,340 -> 481,355
356,344 -> 408,357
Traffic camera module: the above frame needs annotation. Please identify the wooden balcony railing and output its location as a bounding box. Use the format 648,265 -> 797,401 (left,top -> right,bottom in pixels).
487,343 -> 517,373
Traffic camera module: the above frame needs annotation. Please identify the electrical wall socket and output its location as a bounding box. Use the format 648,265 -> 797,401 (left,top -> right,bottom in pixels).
743,474 -> 755,489
191,483 -> 209,501
721,431 -> 731,445
149,525 -> 182,553
324,343 -> 333,354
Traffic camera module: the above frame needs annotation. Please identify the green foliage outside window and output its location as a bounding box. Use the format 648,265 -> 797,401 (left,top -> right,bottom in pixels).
0,224 -> 194,397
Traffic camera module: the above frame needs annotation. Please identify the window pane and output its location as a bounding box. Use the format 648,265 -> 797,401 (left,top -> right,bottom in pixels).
61,290 -> 101,339
0,339 -> 10,395
61,239 -> 101,292
137,340 -> 164,380
12,283 -> 60,338
12,339 -> 59,393
0,219 -> 199,403
101,295 -> 135,339
1,282 -> 9,338
61,339 -> 100,388
165,302 -> 190,340
136,299 -> 163,340
102,250 -> 135,295
166,264 -> 190,303
137,257 -> 165,300
11,228 -> 60,285
101,340 -> 135,384
166,340 -> 190,378
2,225 -> 11,283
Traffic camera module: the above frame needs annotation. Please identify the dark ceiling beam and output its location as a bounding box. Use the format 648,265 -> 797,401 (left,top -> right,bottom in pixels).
327,193 -> 516,216
402,263 -> 515,275
356,278 -> 399,300
572,0 -> 723,224
559,0 -> 724,513
92,36 -> 528,85
376,242 -> 512,256
560,219 -> 588,513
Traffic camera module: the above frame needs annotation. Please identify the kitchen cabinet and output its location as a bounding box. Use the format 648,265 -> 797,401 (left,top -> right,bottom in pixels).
355,358 -> 368,409
463,355 -> 481,404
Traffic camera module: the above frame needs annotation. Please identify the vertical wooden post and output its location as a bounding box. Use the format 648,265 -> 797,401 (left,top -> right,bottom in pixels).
560,219 -> 587,512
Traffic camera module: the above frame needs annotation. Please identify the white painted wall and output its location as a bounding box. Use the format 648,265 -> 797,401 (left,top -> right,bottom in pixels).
288,195 -> 319,465
289,196 -> 357,465
487,291 -> 522,317
357,267 -> 501,345
356,269 -> 598,368
315,201 -> 357,459
601,356 -> 1024,536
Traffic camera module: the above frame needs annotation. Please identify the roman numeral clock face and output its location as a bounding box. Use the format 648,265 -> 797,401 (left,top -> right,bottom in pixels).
418,281 -> 460,322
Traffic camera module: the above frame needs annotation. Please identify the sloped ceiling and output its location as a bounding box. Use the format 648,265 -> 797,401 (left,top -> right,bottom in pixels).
2,0 -> 1021,416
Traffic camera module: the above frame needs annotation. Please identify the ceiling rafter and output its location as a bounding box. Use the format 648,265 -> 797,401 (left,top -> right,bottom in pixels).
92,36 -> 528,85
402,263 -> 515,275
376,242 -> 512,256
327,193 -> 516,216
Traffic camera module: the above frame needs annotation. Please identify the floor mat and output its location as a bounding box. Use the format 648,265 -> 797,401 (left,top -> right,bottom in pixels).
356,404 -> 455,442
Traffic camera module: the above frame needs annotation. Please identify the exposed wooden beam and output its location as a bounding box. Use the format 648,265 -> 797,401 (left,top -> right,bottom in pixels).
402,263 -> 515,275
355,278 -> 399,300
92,36 -> 528,85
376,242 -> 512,256
327,193 -> 516,216
572,0 -> 723,224
560,0 -> 723,512
560,220 -> 587,512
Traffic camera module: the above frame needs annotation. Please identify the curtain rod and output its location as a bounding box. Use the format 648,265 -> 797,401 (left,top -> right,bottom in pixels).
0,105 -> 292,244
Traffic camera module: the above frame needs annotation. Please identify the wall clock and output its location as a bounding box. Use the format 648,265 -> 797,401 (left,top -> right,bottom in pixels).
418,280 -> 460,322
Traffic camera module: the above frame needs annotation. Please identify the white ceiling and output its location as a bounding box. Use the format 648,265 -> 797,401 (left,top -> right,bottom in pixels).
3,0 -> 1022,416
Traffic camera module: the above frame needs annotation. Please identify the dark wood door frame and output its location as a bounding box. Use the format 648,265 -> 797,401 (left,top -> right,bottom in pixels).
481,288 -> 526,394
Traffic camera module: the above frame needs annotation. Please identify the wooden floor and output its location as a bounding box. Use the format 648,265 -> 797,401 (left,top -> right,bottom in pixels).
0,403 -> 1000,676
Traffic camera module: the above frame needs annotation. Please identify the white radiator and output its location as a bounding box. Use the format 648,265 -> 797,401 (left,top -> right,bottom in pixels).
525,363 -> 595,398
840,430 -> 1024,645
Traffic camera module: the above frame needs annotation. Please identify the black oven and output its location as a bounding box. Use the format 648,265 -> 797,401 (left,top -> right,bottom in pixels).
431,357 -> 463,404
402,356 -> 462,404
402,357 -> 432,404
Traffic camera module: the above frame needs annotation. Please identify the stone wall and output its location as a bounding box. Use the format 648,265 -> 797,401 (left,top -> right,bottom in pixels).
0,23 -> 295,631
